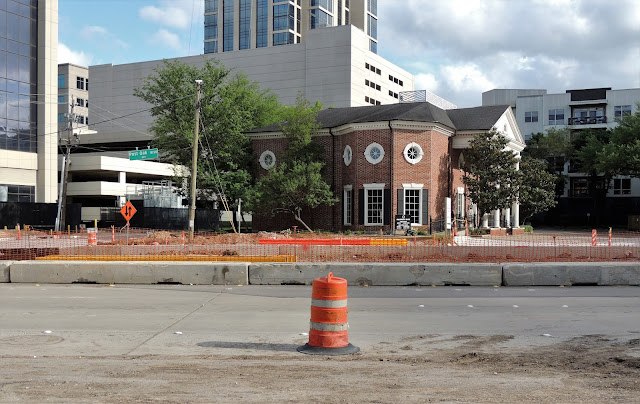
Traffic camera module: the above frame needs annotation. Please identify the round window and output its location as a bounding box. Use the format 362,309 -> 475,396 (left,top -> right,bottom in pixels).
343,145 -> 352,166
259,150 -> 276,170
403,142 -> 424,164
364,142 -> 385,165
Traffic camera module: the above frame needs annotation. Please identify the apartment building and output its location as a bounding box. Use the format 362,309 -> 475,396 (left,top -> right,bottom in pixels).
0,0 -> 58,204
204,0 -> 378,54
483,87 -> 640,225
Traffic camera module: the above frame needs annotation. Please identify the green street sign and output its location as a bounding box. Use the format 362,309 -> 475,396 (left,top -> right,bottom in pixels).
129,148 -> 158,161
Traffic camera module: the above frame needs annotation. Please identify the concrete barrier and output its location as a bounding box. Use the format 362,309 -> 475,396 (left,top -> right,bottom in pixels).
502,263 -> 640,286
249,263 -> 502,286
1,261 -> 10,283
9,261 -> 248,285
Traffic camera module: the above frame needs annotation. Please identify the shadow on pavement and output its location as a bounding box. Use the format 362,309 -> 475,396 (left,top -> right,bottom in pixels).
197,341 -> 300,352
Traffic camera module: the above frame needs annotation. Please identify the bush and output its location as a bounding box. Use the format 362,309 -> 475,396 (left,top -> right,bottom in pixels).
417,230 -> 427,236
524,225 -> 534,233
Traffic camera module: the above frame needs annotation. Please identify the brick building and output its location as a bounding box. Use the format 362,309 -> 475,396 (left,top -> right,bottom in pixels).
249,102 -> 526,232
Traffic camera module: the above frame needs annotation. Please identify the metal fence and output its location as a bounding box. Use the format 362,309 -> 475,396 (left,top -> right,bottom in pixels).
1,227 -> 639,263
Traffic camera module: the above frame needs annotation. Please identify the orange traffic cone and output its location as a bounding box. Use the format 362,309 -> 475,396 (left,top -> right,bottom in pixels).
297,272 -> 359,355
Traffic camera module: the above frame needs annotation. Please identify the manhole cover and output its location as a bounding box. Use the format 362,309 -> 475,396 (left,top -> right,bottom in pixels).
0,335 -> 64,345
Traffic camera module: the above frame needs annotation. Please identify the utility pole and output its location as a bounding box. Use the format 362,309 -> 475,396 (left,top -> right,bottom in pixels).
188,80 -> 203,239
56,96 -> 75,232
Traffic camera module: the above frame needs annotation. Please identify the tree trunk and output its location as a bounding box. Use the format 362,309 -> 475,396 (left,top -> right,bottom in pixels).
294,212 -> 313,233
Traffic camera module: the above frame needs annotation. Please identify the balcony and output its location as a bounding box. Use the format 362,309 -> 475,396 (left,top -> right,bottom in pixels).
568,116 -> 607,125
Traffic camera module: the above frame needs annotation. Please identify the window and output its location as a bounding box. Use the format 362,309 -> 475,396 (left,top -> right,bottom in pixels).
613,178 -> 631,195
364,142 -> 384,164
0,184 -> 35,202
58,95 -> 65,104
343,145 -> 352,166
256,0 -> 268,48
615,105 -> 632,118
403,142 -> 423,164
367,14 -> 377,39
273,32 -> 294,45
364,184 -> 384,226
205,14 -> 219,41
58,113 -> 66,123
343,185 -> 353,226
205,0 -> 219,13
76,98 -> 84,107
548,109 -> 564,125
259,150 -> 276,170
86,79 -> 89,91
239,0 -> 251,49
223,0 -> 234,51
525,111 -> 538,123
389,90 -> 398,99
403,187 -> 422,225
57,74 -> 65,88
204,40 -> 218,53
570,178 -> 589,197
570,107 -> 604,125
274,3 -> 295,31
76,77 -> 85,90
367,0 -> 377,15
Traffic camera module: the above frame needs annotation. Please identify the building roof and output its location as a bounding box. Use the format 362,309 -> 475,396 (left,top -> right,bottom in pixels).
249,102 -> 511,133
446,105 -> 511,131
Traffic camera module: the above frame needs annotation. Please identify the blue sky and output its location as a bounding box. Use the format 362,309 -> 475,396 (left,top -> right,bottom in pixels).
59,0 -> 640,107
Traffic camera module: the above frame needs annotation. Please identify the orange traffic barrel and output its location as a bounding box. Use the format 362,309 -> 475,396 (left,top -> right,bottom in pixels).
297,272 -> 359,355
88,230 -> 97,246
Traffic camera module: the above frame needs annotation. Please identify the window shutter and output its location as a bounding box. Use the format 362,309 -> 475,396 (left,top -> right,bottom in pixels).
358,189 -> 364,225
384,189 -> 391,226
351,190 -> 355,225
422,189 -> 429,225
397,189 -> 404,215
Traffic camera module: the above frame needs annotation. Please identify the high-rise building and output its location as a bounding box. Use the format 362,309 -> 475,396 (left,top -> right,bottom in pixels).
0,0 -> 58,204
204,0 -> 378,54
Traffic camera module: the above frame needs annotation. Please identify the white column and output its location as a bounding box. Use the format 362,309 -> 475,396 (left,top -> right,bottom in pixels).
481,213 -> 489,229
505,207 -> 511,228
493,209 -> 500,228
513,201 -> 520,228
119,172 -> 126,207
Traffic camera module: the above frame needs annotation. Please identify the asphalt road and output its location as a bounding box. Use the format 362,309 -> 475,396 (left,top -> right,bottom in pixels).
1,284 -> 639,357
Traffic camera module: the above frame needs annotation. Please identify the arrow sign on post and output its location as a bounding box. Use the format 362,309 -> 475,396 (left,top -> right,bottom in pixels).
120,201 -> 137,225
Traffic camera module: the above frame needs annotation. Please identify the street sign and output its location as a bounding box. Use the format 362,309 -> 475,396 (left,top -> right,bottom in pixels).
120,201 -> 137,225
129,148 -> 158,160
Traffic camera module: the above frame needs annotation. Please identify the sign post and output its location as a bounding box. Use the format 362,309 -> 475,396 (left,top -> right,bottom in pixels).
120,200 -> 137,244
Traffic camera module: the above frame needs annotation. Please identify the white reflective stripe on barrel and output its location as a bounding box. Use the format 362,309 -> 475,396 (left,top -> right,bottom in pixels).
310,322 -> 349,332
311,298 -> 348,308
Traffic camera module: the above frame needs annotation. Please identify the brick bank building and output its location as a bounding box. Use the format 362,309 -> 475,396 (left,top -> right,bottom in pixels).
249,102 -> 526,232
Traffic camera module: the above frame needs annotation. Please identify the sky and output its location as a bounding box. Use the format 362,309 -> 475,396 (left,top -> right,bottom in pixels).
59,0 -> 640,108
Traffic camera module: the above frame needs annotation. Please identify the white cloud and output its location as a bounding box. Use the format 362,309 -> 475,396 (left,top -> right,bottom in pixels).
441,64 -> 495,93
377,0 -> 640,107
139,0 -> 201,30
58,43 -> 93,66
149,29 -> 183,51
79,25 -> 128,49
415,73 -> 439,93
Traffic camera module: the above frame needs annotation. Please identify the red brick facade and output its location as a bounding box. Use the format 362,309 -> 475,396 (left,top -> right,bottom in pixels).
251,123 -> 467,233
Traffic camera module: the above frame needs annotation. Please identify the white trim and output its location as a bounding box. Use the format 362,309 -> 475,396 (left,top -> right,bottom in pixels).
343,185 -> 353,226
259,150 -> 276,170
402,183 -> 424,189
343,145 -> 353,166
364,142 -> 385,165
363,183 -> 385,226
403,142 -> 424,164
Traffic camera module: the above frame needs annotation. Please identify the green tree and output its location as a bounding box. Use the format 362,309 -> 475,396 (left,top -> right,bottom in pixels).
596,103 -> 640,177
133,59 -> 285,218
523,127 -> 571,196
462,129 -> 519,226
518,156 -> 557,224
250,95 -> 337,232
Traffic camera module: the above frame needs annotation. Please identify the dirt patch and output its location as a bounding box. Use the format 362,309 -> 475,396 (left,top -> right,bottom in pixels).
0,334 -> 638,403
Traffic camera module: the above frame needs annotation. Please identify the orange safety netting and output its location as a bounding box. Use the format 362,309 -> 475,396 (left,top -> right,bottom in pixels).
0,227 -> 639,263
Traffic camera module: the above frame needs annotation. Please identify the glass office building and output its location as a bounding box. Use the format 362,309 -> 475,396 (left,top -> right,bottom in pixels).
204,0 -> 377,54
0,0 -> 38,154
